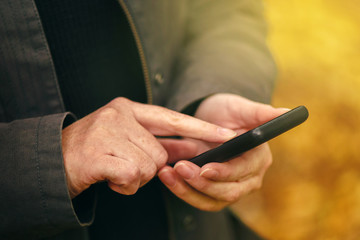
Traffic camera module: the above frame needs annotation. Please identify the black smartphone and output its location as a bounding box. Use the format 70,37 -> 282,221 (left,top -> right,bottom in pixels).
189,106 -> 309,166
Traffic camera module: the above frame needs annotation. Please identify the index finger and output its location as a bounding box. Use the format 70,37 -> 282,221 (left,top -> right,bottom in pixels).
131,102 -> 236,142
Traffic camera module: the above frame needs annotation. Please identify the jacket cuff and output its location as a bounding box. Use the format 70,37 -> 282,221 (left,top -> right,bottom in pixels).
0,113 -> 95,239
39,113 -> 96,227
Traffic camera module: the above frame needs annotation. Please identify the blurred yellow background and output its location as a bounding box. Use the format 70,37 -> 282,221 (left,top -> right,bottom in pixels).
233,0 -> 360,239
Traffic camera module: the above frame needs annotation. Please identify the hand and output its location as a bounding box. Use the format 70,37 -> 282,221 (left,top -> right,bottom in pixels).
62,97 -> 236,198
158,93 -> 288,211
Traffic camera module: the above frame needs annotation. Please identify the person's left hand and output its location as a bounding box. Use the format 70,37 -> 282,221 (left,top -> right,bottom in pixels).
158,93 -> 289,211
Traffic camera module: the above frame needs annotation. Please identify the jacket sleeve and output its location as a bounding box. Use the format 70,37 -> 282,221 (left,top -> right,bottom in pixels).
0,113 -> 94,239
166,0 -> 277,111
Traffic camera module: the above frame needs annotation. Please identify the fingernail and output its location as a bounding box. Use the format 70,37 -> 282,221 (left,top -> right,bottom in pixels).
200,168 -> 219,179
218,128 -> 237,138
158,169 -> 176,187
175,163 -> 194,180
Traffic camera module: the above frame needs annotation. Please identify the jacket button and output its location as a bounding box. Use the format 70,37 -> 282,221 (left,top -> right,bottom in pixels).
182,215 -> 197,231
154,73 -> 164,85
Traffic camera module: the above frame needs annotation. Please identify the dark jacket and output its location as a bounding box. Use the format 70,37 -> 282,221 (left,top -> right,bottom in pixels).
0,0 -> 276,239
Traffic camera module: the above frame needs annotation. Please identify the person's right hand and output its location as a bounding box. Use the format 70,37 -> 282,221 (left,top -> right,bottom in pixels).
62,97 -> 236,199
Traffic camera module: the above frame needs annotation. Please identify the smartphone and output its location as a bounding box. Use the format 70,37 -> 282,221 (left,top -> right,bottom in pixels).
189,105 -> 309,166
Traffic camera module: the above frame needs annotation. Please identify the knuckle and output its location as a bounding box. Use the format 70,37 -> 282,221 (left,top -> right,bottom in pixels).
119,184 -> 139,195
122,187 -> 138,195
168,112 -> 186,131
99,106 -> 118,118
123,166 -> 141,185
156,149 -> 168,167
111,97 -> 130,106
142,162 -> 157,183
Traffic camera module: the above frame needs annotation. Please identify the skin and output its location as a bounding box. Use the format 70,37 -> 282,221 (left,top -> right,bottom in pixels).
157,93 -> 289,211
62,94 -> 287,211
62,97 -> 236,198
